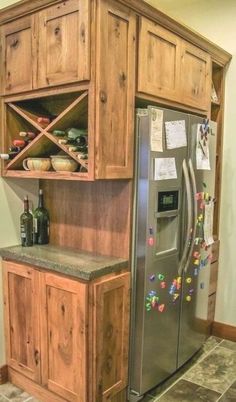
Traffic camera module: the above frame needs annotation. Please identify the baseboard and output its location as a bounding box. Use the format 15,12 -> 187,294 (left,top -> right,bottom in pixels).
0,365 -> 8,384
212,321 -> 236,342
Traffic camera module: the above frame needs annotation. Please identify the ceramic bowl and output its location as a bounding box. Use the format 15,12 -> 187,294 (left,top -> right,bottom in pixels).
23,157 -> 51,171
50,155 -> 79,172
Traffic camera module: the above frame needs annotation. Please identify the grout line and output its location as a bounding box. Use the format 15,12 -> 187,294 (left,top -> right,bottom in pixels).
152,340 -> 226,401
0,393 -> 11,401
215,377 -> 236,402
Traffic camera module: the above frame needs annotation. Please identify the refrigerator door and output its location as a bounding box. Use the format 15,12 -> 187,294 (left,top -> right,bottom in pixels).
129,107 -> 189,397
177,116 -> 217,368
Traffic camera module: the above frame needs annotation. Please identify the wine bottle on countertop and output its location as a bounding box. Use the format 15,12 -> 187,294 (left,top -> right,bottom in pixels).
33,189 -> 50,245
20,196 -> 33,247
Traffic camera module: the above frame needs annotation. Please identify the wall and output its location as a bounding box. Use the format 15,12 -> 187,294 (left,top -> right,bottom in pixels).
144,0 -> 236,327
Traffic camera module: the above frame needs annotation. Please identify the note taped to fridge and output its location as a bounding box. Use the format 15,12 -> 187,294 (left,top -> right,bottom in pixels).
165,120 -> 187,149
204,200 -> 214,246
150,108 -> 163,152
154,158 -> 177,180
196,124 -> 211,170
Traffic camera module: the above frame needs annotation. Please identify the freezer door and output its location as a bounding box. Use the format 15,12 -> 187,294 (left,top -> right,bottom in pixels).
177,116 -> 217,368
129,107 -> 189,396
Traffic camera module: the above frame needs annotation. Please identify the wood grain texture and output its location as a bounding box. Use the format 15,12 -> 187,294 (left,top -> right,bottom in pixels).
2,261 -> 41,383
92,272 -> 130,402
0,365 -> 8,384
138,17 -> 181,102
0,15 -> 36,95
209,261 -> 218,296
9,367 -> 69,402
40,272 -> 88,401
37,0 -> 90,89
95,0 -> 136,179
180,40 -> 211,112
42,179 -> 132,259
212,321 -> 236,342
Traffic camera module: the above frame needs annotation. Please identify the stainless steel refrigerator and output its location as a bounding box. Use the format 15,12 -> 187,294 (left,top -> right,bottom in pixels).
129,106 -> 217,401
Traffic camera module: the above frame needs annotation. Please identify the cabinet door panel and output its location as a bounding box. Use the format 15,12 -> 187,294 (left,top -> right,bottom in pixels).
138,17 -> 181,102
93,272 -> 130,401
2,261 -> 41,382
181,42 -> 211,111
0,16 -> 36,94
38,0 -> 90,88
40,272 -> 88,402
96,0 -> 136,178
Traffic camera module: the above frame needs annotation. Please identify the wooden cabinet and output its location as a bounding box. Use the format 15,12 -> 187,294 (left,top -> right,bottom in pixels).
38,0 -> 90,88
0,0 -> 90,95
181,41 -> 211,111
137,16 -> 211,111
95,0 -> 136,179
0,16 -> 37,94
138,18 -> 181,103
2,260 -> 130,402
3,262 -> 41,383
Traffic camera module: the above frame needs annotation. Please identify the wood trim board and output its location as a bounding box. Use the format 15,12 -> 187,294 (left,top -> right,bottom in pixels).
212,321 -> 236,342
0,365 -> 8,384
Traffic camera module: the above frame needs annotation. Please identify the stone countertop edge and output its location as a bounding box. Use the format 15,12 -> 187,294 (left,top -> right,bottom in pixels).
0,246 -> 128,281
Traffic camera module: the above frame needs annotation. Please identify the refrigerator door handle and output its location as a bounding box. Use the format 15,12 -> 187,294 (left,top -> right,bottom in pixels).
178,159 -> 193,276
184,158 -> 198,273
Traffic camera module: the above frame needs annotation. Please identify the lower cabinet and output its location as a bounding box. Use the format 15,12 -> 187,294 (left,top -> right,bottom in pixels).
2,260 -> 130,402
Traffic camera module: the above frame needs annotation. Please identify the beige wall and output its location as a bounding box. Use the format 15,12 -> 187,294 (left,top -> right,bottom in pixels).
145,0 -> 236,326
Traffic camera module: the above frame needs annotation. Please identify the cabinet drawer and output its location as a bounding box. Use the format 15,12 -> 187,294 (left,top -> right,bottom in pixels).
208,293 -> 216,322
209,261 -> 218,295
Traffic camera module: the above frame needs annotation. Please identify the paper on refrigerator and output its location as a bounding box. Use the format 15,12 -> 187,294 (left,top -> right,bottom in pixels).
165,120 -> 187,149
196,124 -> 211,170
154,158 -> 177,180
204,200 -> 214,246
150,108 -> 163,152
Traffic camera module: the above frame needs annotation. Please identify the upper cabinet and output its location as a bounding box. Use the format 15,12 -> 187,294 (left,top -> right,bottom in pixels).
138,18 -> 181,103
0,16 -> 37,94
0,0 -> 90,95
37,0 -> 90,88
95,0 -> 136,179
137,17 -> 211,112
180,41 -> 211,111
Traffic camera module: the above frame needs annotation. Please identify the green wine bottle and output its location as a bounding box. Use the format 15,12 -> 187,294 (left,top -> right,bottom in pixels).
20,196 -> 33,247
33,189 -> 50,245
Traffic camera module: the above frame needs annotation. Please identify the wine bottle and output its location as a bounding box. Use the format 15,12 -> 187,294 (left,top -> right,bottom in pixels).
52,130 -> 66,137
67,128 -> 88,140
20,196 -> 33,247
58,138 -> 77,145
19,131 -> 36,139
76,135 -> 88,146
69,144 -> 88,153
37,117 -> 51,126
33,189 -> 50,245
0,151 -> 19,160
13,139 -> 28,148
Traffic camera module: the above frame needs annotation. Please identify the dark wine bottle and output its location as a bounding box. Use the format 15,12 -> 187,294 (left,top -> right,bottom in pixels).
52,130 -> 66,137
33,189 -> 50,245
20,196 -> 33,247
19,131 -> 36,139
58,138 -> 77,145
69,144 -> 88,153
0,151 -> 19,160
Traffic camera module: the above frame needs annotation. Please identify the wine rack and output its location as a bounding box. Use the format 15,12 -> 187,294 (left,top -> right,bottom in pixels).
1,89 -> 91,180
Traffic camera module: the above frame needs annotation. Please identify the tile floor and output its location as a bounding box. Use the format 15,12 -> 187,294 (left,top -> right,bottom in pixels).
0,337 -> 236,401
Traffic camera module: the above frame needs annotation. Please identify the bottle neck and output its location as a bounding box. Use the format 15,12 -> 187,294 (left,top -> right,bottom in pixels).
38,191 -> 44,208
24,197 -> 29,213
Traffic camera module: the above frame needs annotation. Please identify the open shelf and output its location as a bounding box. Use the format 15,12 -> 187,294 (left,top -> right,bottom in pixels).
2,90 -> 91,180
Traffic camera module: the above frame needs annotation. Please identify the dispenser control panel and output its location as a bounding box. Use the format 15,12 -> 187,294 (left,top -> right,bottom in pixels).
157,190 -> 179,213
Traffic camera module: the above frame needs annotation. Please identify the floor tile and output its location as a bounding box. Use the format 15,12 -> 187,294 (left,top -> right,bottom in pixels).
0,397 -> 9,402
153,379 -> 220,402
0,382 -> 31,401
218,380 -> 236,401
183,346 -> 236,393
219,340 -> 236,352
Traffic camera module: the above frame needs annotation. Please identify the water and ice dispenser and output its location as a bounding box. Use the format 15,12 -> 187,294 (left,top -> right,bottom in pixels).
155,190 -> 180,255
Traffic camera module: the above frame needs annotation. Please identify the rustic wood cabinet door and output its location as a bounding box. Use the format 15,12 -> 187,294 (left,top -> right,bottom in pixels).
96,0 -> 136,179
0,16 -> 36,94
93,272 -> 130,401
138,17 -> 182,103
2,261 -> 41,382
181,41 -> 211,111
37,0 -> 90,88
40,272 -> 88,402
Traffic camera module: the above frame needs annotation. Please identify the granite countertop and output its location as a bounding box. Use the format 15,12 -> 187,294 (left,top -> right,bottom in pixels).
0,245 -> 128,281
